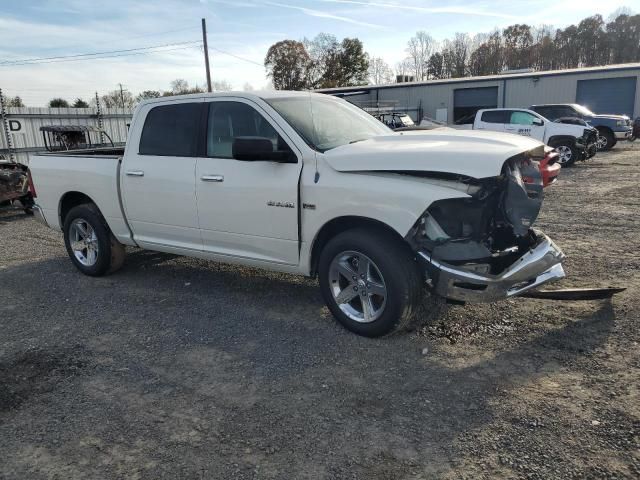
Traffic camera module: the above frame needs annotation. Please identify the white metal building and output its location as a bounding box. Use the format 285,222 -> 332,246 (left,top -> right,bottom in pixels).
0,106 -> 133,165
317,63 -> 640,123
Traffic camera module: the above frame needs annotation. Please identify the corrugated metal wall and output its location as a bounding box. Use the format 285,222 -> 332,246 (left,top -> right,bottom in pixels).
0,107 -> 133,164
335,67 -> 640,123
499,70 -> 639,114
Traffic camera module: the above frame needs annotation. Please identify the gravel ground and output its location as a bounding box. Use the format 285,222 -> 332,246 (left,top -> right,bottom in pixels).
0,145 -> 639,479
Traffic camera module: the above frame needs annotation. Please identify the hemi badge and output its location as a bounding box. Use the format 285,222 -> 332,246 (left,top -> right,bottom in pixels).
267,201 -> 295,208
303,203 -> 316,210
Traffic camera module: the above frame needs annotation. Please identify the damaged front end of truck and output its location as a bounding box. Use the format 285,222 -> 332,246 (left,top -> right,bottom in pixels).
406,146 -> 565,303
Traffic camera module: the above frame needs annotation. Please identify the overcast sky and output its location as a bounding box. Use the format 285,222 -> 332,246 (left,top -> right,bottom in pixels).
0,0 -> 636,106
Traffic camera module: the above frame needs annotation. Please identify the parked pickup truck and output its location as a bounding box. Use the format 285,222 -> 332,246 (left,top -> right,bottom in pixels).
456,108 -> 598,166
29,92 -> 566,337
529,104 -> 633,151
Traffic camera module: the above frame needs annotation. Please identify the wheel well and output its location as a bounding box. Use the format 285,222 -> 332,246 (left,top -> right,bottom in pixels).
309,216 -> 406,277
596,126 -> 613,135
59,191 -> 95,227
548,135 -> 575,147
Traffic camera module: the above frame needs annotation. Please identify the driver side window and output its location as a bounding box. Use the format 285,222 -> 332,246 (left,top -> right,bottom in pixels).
206,101 -> 293,159
509,111 -> 537,125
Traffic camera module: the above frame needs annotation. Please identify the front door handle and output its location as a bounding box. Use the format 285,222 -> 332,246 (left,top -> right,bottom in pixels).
125,170 -> 144,177
201,175 -> 224,182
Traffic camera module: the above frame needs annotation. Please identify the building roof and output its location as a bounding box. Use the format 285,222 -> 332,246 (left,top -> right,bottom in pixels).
316,63 -> 640,94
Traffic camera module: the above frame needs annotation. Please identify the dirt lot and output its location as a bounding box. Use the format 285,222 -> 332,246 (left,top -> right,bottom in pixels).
1,145 -> 639,479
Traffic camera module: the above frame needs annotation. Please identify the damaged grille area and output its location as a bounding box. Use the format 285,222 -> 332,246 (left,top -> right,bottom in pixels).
407,152 -> 546,275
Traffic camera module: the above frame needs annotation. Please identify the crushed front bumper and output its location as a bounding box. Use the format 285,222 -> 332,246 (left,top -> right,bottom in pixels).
418,231 -> 565,303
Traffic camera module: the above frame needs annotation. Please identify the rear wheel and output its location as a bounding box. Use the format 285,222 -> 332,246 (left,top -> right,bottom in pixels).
596,129 -> 615,151
318,228 -> 424,337
553,142 -> 577,167
63,203 -> 125,276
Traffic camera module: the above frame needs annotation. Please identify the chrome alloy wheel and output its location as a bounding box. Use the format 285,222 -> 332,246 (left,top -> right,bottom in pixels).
328,251 -> 387,323
69,218 -> 99,266
596,134 -> 608,150
555,145 -> 573,165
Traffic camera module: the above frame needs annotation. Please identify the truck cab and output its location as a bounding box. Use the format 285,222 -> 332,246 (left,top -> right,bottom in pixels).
473,108 -> 597,166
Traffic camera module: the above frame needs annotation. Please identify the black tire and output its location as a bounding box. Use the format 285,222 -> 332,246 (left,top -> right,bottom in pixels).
552,142 -> 578,167
596,128 -> 615,151
63,203 -> 125,276
318,228 -> 423,337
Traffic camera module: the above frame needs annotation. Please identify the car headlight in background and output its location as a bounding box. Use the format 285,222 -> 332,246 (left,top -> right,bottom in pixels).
616,120 -> 626,127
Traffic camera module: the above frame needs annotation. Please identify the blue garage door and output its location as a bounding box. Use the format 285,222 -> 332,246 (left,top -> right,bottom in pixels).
576,77 -> 637,117
453,87 -> 498,122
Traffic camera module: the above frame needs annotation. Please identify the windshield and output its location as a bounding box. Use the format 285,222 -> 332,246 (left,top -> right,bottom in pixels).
266,95 -> 391,152
573,104 -> 595,116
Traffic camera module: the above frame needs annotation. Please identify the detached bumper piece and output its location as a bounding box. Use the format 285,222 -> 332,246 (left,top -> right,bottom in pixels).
418,232 -> 565,303
32,204 -> 49,227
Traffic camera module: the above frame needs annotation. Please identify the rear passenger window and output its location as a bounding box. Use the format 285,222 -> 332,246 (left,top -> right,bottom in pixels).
480,111 -> 508,123
139,103 -> 201,157
206,101 -> 293,159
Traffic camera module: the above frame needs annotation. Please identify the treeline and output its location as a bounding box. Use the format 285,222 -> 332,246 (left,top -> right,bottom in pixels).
4,79 -> 237,109
264,10 -> 640,88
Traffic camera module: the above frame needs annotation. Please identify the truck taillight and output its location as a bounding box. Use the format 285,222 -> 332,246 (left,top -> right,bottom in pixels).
27,170 -> 37,198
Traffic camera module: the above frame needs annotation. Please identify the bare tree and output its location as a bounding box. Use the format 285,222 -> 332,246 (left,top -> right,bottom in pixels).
170,79 -> 190,94
101,90 -> 135,108
212,80 -> 233,91
406,31 -> 435,80
243,82 -> 255,91
6,96 -> 24,107
368,57 -> 393,85
395,58 -> 413,80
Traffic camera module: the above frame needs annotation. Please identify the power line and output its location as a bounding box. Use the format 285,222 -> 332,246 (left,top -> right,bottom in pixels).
207,45 -> 264,67
0,44 -> 202,67
0,41 -> 202,66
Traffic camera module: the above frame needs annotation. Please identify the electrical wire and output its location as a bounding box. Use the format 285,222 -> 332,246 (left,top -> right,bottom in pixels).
207,45 -> 264,67
0,41 -> 202,66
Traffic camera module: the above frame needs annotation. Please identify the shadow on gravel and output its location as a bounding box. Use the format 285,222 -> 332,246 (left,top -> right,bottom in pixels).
0,346 -> 92,412
0,211 -> 31,224
0,252 -> 618,477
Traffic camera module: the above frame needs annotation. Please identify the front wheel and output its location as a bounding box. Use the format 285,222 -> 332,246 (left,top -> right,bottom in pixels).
318,228 -> 424,337
596,129 -> 615,151
553,143 -> 577,167
63,203 -> 125,276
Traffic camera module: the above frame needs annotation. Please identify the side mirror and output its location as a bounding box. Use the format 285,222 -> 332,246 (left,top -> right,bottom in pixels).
533,119 -> 544,127
232,137 -> 295,163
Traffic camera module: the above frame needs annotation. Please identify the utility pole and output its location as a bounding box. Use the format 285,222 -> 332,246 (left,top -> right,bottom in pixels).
95,92 -> 105,144
0,88 -> 16,163
202,18 -> 212,92
118,83 -> 126,108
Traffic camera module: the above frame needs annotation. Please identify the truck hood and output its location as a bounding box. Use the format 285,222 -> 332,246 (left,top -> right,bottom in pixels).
322,128 -> 543,179
588,113 -> 630,121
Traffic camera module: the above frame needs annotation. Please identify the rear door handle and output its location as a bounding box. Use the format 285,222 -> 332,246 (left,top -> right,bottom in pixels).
201,175 -> 224,182
125,170 -> 144,177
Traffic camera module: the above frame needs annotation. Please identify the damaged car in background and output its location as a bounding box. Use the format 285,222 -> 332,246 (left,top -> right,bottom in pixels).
29,92 -> 565,337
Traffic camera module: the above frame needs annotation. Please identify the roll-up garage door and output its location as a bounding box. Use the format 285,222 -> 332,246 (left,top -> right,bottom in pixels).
453,86 -> 498,122
576,77 -> 637,117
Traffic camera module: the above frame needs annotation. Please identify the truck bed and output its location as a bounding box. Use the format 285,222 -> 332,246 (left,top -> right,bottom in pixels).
29,150 -> 133,244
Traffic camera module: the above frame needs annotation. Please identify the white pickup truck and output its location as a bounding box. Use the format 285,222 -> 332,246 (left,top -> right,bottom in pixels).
29,92 -> 565,337
457,108 -> 598,166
